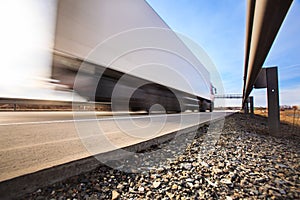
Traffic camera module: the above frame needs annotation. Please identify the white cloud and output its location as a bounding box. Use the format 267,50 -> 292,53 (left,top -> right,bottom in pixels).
252,85 -> 300,107
279,86 -> 300,106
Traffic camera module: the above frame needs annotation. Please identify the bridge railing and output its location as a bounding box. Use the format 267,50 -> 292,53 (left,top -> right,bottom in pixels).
215,94 -> 243,99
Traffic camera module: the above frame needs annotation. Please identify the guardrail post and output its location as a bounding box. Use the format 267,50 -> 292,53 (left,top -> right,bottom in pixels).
249,96 -> 254,115
266,67 -> 280,136
244,99 -> 249,114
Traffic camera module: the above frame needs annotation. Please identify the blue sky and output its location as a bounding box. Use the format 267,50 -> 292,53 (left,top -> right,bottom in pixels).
146,0 -> 300,107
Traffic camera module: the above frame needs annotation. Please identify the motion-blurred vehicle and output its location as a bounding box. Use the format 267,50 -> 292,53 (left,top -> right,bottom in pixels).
51,0 -> 215,113
52,52 -> 215,113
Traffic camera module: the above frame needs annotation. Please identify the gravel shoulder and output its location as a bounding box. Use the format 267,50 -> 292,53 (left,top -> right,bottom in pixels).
22,113 -> 300,199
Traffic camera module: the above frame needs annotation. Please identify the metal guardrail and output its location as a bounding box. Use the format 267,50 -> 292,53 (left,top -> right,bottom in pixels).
0,98 -> 111,111
242,0 -> 293,104
0,98 -> 75,106
242,0 -> 293,136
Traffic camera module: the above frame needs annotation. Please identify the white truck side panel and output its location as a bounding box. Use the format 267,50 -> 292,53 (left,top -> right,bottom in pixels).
55,0 -> 211,100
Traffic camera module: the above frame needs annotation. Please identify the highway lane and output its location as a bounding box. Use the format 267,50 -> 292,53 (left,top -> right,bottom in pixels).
0,111 -> 145,125
0,111 -> 233,182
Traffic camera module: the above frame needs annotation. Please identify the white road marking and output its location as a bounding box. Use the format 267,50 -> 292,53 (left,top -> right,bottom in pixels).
0,112 -> 216,126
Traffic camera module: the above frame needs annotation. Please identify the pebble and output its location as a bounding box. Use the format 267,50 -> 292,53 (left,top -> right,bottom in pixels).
153,181 -> 161,188
220,178 -> 232,185
186,182 -> 193,188
205,178 -> 218,187
166,191 -> 174,199
146,191 -> 152,196
226,196 -> 233,200
185,178 -> 193,182
111,190 -> 120,200
180,163 -> 192,170
138,186 -> 145,193
22,113 -> 300,200
171,184 -> 178,190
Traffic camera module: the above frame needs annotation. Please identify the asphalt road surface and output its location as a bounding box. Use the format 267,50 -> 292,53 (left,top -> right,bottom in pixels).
0,111 -> 233,182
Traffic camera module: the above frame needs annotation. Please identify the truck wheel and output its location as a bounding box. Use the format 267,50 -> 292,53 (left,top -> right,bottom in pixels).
199,100 -> 207,112
210,102 -> 214,112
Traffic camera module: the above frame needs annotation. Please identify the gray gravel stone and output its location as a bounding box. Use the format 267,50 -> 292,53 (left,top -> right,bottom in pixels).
22,113 -> 300,199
